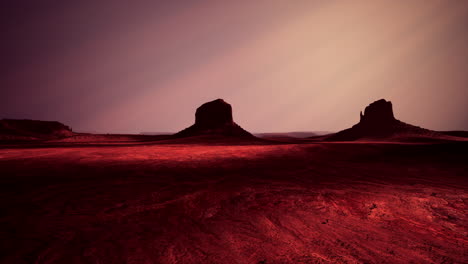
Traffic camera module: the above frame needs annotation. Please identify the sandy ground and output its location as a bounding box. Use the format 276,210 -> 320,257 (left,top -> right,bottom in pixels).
0,140 -> 467,263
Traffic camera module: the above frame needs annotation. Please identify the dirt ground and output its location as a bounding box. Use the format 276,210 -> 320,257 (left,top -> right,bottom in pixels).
0,140 -> 466,263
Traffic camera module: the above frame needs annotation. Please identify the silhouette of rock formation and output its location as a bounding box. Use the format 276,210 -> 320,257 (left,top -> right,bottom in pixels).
328,99 -> 435,141
175,99 -> 253,137
360,99 -> 395,125
0,119 -> 73,140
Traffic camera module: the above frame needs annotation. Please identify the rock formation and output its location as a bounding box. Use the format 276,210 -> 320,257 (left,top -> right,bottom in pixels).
328,99 -> 434,141
0,119 -> 73,140
360,99 -> 395,125
175,99 -> 253,137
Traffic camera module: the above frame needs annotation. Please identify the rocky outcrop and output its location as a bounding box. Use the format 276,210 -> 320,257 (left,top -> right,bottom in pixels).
195,99 -> 234,129
175,99 -> 253,138
328,99 -> 434,141
360,99 -> 395,125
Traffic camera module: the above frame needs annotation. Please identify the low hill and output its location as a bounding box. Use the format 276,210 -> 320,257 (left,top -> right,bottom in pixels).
0,119 -> 73,141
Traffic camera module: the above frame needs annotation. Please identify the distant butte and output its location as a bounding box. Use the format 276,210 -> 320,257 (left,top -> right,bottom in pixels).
360,99 -> 395,126
328,99 -> 437,141
175,99 -> 253,138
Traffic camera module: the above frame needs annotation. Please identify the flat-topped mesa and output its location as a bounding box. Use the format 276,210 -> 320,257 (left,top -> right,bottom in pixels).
359,99 -> 396,126
0,119 -> 73,139
175,99 -> 253,138
195,99 -> 234,129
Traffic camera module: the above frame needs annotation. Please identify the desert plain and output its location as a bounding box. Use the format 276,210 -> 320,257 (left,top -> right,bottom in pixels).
0,135 -> 466,264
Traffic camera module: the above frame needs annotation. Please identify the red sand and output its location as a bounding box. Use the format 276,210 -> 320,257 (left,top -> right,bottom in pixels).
0,141 -> 467,263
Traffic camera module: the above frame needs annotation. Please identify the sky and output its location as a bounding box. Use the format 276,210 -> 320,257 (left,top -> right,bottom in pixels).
1,0 -> 468,133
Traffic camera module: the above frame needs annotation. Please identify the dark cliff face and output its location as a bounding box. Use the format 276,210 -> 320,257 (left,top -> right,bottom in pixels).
360,99 -> 395,126
194,99 -> 234,129
356,99 -> 398,135
175,99 -> 253,138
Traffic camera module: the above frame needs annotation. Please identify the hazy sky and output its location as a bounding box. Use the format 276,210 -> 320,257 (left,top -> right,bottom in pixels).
1,0 -> 468,133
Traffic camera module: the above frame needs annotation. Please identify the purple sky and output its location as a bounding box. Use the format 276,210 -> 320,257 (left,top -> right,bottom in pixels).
1,1 -> 468,133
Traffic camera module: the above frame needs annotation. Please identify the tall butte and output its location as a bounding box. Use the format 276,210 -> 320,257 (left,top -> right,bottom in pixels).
175,99 -> 253,138
329,99 -> 435,141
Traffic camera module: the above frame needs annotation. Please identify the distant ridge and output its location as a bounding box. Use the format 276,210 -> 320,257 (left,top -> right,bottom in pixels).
0,119 -> 73,140
2,100 -> 466,143
255,132 -> 322,138
439,131 -> 468,138
140,132 -> 173,136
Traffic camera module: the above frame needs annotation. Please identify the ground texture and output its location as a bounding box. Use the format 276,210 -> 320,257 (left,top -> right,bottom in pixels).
0,141 -> 466,263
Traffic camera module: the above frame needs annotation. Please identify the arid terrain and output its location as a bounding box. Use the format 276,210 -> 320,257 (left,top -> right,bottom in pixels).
3,0 -> 468,262
0,136 -> 467,264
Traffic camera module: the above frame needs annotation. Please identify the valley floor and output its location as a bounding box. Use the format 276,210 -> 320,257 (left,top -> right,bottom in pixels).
0,141 -> 467,263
